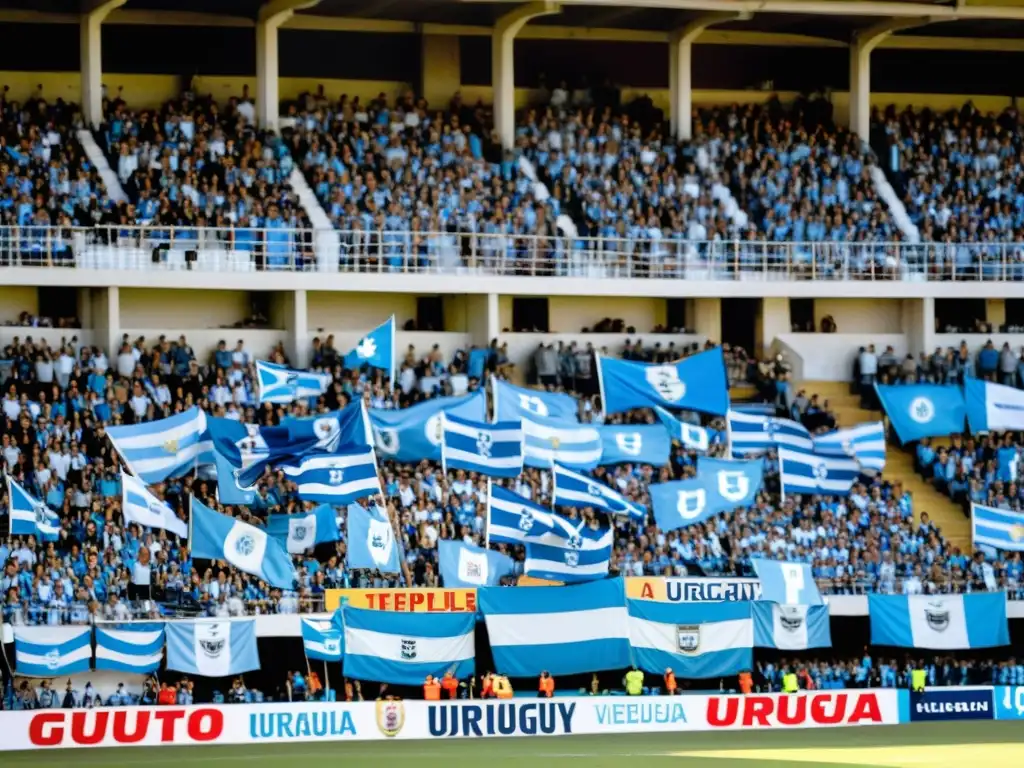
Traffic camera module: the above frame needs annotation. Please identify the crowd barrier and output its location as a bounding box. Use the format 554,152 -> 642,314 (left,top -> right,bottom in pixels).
1,690 -> 899,750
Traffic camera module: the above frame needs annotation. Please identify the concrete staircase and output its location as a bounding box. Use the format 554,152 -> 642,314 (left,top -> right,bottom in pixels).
803,380 -> 972,550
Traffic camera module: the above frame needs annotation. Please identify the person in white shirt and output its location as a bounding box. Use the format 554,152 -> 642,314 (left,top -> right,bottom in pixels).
35,351 -> 54,384
231,340 -> 249,367
129,381 -> 152,420
116,343 -> 135,378
2,393 -> 21,422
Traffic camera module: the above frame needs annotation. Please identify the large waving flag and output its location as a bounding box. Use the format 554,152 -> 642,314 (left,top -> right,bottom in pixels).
524,517 -> 613,583
598,424 -> 670,466
874,383 -> 966,443
752,558 -> 823,605
486,483 -> 558,544
213,450 -> 256,505
728,409 -> 812,456
8,476 -> 60,541
190,497 -> 296,589
342,605 -> 474,685
106,406 -> 212,484
654,406 -> 716,453
964,378 -> 1024,432
520,412 -> 602,470
301,612 -> 344,662
868,593 -> 1008,649
752,603 -> 832,651
438,539 -> 515,587
281,447 -> 382,505
552,464 -> 646,520
441,413 -> 524,478
813,422 -> 886,474
598,346 -> 729,417
649,457 -> 765,532
779,447 -> 860,499
492,378 -> 579,421
479,579 -> 630,677
15,626 -> 91,676
255,360 -> 332,404
346,503 -> 402,572
95,626 -> 165,673
343,315 -> 395,381
972,503 -> 1024,553
166,619 -> 261,676
266,504 -> 339,554
628,599 -> 753,679
371,389 -> 486,463
121,470 -> 188,538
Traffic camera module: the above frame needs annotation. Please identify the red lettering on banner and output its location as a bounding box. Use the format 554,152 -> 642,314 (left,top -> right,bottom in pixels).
464,591 -> 477,612
154,709 -> 185,741
28,708 -> 225,747
112,711 -> 149,743
705,692 -> 887,728
71,711 -> 109,745
28,712 -> 65,746
187,710 -> 222,742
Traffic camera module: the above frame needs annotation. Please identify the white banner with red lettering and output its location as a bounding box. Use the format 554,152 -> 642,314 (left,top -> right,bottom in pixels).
0,690 -> 900,751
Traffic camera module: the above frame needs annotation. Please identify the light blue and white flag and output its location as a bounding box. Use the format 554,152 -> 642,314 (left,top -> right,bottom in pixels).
972,503 -> 1024,553
752,558 -> 823,605
190,497 -> 296,589
15,626 -> 91,676
552,464 -> 646,520
520,412 -> 602,470
628,599 -> 753,679
343,315 -> 395,381
281,447 -> 382,505
965,378 -> 1024,433
598,347 -> 730,417
346,503 -> 402,572
266,504 -> 340,554
868,593 -> 1009,649
121,471 -> 188,538
478,579 -> 631,677
779,447 -> 860,499
492,378 -> 579,421
654,406 -> 716,453
301,612 -> 344,662
649,457 -> 765,532
752,602 -> 831,650
214,450 -> 256,506
598,424 -> 670,466
342,605 -> 474,685
874,383 -> 966,444
441,413 -> 524,478
371,389 -> 486,463
7,476 -> 60,541
438,539 -> 515,587
166,619 -> 261,676
106,406 -> 212,484
524,517 -> 613,583
486,484 -> 558,544
95,627 -> 165,673
813,422 -> 886,474
255,360 -> 332,404
728,409 -> 812,457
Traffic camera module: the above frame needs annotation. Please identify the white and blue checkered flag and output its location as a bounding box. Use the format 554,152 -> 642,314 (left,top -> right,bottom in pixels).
7,476 -> 60,541
281,446 -> 382,505
813,421 -> 886,474
95,626 -> 165,674
778,447 -> 860,499
301,611 -> 344,662
106,406 -> 213,484
256,360 -> 332,404
441,413 -> 524,478
190,497 -> 296,589
728,409 -> 812,457
552,463 -> 646,520
166,619 -> 261,677
15,626 -> 91,676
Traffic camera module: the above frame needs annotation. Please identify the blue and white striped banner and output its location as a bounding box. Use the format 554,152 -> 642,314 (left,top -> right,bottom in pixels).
779,447 -> 860,498
301,612 -> 344,662
972,503 -> 1024,553
281,447 -> 382,504
627,599 -> 753,679
813,421 -> 886,474
15,626 -> 92,677
524,518 -> 613,583
868,593 -> 1008,650
519,412 -> 602,470
255,360 -> 332,404
752,603 -> 832,651
479,579 -> 631,677
441,413 -> 524,478
485,484 -> 559,544
106,406 -> 212,484
95,627 -> 165,673
728,410 -> 812,457
121,470 -> 188,538
8,476 -> 60,541
552,464 -> 646,520
342,605 -> 474,685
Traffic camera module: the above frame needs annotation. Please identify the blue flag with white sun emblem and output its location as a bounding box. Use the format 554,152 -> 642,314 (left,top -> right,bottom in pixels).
874,384 -> 966,444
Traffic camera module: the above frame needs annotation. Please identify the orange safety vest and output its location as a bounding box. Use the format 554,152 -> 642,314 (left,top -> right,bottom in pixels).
494,676 -> 513,699
424,680 -> 442,700
664,672 -> 676,693
441,676 -> 459,699
539,675 -> 555,697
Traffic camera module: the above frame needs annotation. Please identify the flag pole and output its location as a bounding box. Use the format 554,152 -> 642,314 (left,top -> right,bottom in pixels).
485,478 -> 492,550
188,493 -> 194,543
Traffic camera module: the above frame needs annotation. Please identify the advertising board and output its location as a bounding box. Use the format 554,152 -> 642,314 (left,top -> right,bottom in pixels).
323,588 -> 476,612
994,686 -> 1024,720
626,577 -> 762,602
906,687 -> 994,722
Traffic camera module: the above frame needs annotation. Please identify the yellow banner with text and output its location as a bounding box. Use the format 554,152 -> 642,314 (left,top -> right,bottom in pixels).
324,588 -> 477,613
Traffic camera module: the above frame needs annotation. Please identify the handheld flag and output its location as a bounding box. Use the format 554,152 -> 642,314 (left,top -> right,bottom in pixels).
727,409 -> 812,456
106,406 -> 212,484
438,539 -> 514,587
371,389 -> 486,463
813,421 -> 886,474
964,377 -> 1024,432
281,446 -> 382,505
751,558 -> 823,605
486,483 -> 559,544
551,464 -> 646,520
523,516 -> 613,583
597,346 -> 729,416
441,413 -> 524,478
121,470 -> 188,538
649,457 -> 764,532
874,383 -> 966,443
654,406 -> 715,453
598,424 -> 670,466
7,476 -> 60,541
266,504 -> 340,554
971,503 -> 1024,553
778,447 -> 860,498
346,503 -> 402,572
255,360 -> 331,404
492,378 -> 580,421
301,612 -> 344,662
343,315 -> 395,381
520,412 -> 602,470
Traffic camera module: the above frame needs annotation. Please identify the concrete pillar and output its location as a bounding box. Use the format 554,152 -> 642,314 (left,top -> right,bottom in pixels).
691,297 -> 722,343
79,0 -> 126,130
901,297 -> 935,359
486,293 -> 500,346
669,12 -> 749,141
421,34 -> 461,110
492,2 -> 560,149
256,0 -> 322,132
849,18 -> 940,139
760,297 -> 791,359
289,289 -> 309,368
93,286 -> 120,359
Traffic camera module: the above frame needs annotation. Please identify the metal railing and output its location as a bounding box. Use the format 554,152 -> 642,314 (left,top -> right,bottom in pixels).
2,225 -> 1024,281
